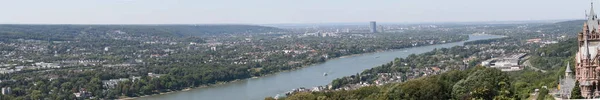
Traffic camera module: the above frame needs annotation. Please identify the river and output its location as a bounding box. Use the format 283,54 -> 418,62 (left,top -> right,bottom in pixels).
138,34 -> 503,100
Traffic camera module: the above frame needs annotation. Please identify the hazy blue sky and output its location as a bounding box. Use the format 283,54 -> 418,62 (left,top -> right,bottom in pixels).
0,0 -> 595,24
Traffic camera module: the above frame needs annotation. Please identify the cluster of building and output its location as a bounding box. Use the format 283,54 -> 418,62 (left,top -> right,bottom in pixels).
102,78 -> 131,89
284,66 -> 448,96
481,53 -> 526,71
0,67 -> 21,74
58,60 -> 105,67
289,21 -> 449,36
526,38 -> 558,44
73,88 -> 91,99
0,62 -> 63,74
300,31 -> 341,37
32,62 -> 61,69
2,87 -> 11,95
344,66 -> 447,90
284,86 -> 328,96
102,73 -> 163,89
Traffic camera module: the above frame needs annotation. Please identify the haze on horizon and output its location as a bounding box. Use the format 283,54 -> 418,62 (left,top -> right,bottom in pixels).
0,0 -> 595,24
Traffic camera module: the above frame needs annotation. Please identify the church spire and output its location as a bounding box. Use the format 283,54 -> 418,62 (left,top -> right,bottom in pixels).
586,2 -> 597,59
586,32 -> 591,59
566,62 -> 572,73
566,62 -> 573,78
592,2 -> 596,17
590,2 -> 596,20
588,2 -> 599,32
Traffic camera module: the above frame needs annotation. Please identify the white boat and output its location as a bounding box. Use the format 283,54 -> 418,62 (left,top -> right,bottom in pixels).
274,94 -> 280,99
323,72 -> 328,76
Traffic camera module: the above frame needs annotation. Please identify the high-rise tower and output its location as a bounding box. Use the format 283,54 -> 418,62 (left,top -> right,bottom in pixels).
370,21 -> 377,33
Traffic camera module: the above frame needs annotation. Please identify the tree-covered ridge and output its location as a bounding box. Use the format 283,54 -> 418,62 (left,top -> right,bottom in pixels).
528,39 -> 577,70
463,37 -> 510,45
279,66 -> 513,100
0,24 -> 284,41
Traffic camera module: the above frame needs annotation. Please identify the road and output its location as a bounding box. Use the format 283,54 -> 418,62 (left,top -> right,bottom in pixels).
522,56 -> 547,73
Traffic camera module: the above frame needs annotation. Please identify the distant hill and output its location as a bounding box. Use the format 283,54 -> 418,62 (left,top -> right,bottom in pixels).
530,20 -> 584,36
554,20 -> 585,25
0,25 -> 285,41
124,25 -> 286,36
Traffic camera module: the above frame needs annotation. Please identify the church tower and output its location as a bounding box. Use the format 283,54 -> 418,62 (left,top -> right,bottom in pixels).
567,62 -> 573,77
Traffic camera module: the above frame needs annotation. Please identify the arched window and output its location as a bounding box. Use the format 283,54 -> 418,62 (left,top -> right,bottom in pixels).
597,81 -> 600,91
593,82 -> 598,95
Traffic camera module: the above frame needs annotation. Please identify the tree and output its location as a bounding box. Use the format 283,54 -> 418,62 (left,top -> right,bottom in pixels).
452,68 -> 510,100
395,79 -> 446,100
494,81 -> 512,100
350,86 -> 380,98
286,92 -> 317,100
536,88 -> 548,100
571,81 -> 584,99
30,90 -> 43,100
264,97 -> 276,100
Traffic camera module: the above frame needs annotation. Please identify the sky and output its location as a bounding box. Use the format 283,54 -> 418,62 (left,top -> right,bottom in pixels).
0,0 -> 595,24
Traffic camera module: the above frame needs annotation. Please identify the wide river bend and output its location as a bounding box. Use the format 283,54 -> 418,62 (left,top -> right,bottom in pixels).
139,34 -> 503,100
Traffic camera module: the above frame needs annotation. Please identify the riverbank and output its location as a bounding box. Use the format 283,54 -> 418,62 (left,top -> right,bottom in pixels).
131,34 -> 501,100
121,43 -> 460,100
120,79 -> 245,100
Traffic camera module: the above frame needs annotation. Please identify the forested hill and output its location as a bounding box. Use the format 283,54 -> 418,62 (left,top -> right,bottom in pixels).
554,20 -> 585,25
0,24 -> 284,41
143,25 -> 285,36
531,20 -> 584,36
